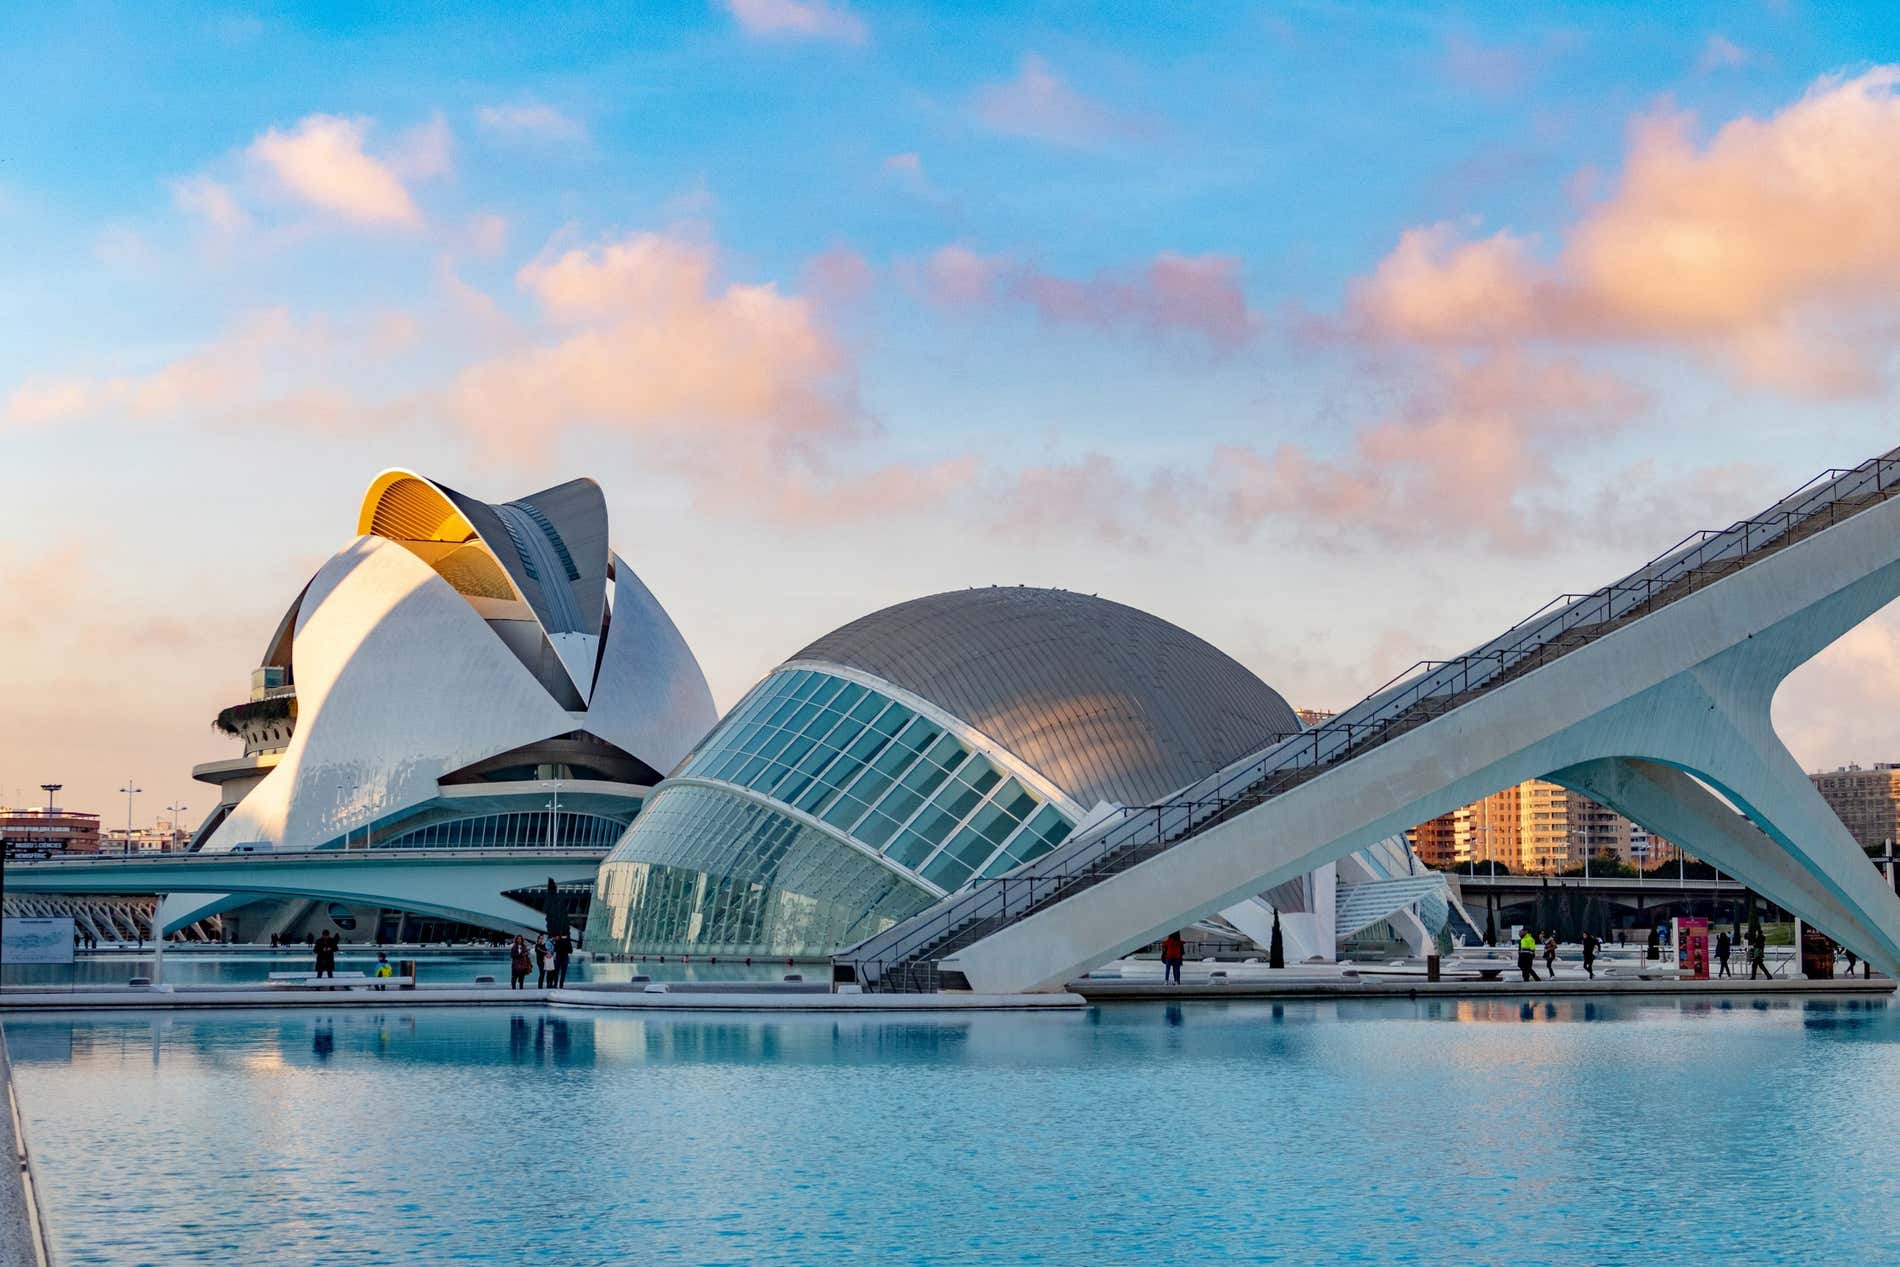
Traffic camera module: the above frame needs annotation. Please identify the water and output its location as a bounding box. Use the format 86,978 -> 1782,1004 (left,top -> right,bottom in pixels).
0,951 -> 789,989
8,996 -> 1900,1265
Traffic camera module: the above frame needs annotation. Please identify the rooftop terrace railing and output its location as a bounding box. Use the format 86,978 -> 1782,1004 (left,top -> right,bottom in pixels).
839,446 -> 1900,991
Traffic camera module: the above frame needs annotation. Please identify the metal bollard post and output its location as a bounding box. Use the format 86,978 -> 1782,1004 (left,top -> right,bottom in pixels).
1426,953 -> 1440,983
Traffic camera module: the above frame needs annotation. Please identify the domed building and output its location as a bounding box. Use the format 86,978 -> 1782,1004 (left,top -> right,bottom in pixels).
169,468 -> 718,943
587,586 -> 1334,959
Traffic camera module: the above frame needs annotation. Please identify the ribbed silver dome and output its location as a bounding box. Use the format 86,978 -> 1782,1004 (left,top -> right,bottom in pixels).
787,587 -> 1299,809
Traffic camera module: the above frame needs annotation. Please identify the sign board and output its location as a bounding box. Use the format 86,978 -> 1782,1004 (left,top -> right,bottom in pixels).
1,917 -> 76,964
1673,916 -> 1710,980
1800,925 -> 1835,980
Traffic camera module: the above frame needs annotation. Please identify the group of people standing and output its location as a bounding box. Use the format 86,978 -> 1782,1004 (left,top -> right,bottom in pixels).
509,932 -> 572,989
1516,929 -> 1603,980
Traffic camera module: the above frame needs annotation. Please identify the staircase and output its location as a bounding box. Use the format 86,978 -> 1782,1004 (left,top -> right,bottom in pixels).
836,446 -> 1900,992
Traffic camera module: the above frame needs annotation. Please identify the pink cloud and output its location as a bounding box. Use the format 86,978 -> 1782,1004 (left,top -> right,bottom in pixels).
1697,35 -> 1751,74
915,245 -> 1255,349
450,230 -> 853,457
1353,67 -> 1900,396
803,245 -> 875,306
722,0 -> 866,46
2,308 -> 385,432
1217,354 -> 1645,551
247,114 -> 424,228
969,55 -> 1145,147
985,454 -> 1189,548
168,175 -> 250,234
917,244 -> 1005,307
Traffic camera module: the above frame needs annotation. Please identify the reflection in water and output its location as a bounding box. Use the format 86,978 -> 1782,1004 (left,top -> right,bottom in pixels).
8,997 -> 1900,1265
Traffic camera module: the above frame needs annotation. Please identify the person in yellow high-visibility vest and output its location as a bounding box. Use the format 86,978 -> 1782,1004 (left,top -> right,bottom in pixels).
1518,929 -> 1541,982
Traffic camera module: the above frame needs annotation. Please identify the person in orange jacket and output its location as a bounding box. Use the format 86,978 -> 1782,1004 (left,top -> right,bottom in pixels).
1160,931 -> 1186,985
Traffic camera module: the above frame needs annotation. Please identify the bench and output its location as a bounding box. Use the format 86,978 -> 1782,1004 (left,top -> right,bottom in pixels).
265,971 -> 384,990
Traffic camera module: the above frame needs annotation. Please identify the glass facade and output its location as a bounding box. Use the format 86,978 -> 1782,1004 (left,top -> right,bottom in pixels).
584,666 -> 1085,959
589,783 -> 937,957
677,668 -> 1074,889
366,809 -> 635,851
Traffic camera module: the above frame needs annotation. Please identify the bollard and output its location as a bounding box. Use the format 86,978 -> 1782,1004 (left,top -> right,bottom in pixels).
398,959 -> 417,989
1426,954 -> 1441,982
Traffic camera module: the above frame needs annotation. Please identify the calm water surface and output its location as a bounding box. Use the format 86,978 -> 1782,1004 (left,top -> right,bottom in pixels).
7,996 -> 1899,1265
0,950 -> 786,988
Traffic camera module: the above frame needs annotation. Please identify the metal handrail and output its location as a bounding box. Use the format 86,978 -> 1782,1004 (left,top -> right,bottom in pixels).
841,448 -> 1900,986
3,846 -> 611,867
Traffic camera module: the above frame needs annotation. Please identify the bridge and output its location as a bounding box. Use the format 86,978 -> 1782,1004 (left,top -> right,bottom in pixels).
839,445 -> 1900,992
2,848 -> 608,938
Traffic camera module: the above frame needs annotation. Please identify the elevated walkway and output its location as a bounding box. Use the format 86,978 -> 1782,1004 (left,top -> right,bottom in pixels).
3,847 -> 606,937
838,445 -> 1900,993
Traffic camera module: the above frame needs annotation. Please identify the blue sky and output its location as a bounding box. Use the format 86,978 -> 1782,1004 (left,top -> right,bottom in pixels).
6,0 -> 1900,817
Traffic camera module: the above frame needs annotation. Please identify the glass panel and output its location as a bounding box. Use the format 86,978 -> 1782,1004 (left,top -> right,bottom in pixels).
931,778 -> 985,827
819,792 -> 871,833
943,822 -> 997,869
808,676 -> 845,708
871,784 -> 926,830
954,757 -> 1000,798
921,849 -> 974,890
999,785 -> 1040,822
966,800 -> 1019,848
854,809 -> 906,851
884,824 -> 938,869
847,692 -> 887,725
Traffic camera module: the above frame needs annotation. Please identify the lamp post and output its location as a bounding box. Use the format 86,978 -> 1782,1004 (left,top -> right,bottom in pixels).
163,803 -> 188,852
543,782 -> 562,850
119,781 -> 141,856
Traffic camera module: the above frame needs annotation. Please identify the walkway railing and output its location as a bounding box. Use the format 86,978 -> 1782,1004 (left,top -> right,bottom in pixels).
4,846 -> 610,868
838,446 -> 1900,991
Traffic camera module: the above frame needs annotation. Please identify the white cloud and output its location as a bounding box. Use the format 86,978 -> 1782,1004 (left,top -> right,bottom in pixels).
168,174 -> 250,233
476,101 -> 586,143
247,114 -> 423,228
969,55 -> 1144,147
721,0 -> 866,46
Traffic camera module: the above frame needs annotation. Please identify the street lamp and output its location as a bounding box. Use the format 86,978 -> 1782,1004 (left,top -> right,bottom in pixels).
543,781 -> 562,850
119,781 -> 141,856
164,803 -> 188,851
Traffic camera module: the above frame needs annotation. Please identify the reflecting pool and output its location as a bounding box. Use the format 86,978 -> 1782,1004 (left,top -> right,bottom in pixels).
0,951 -> 787,989
8,996 -> 1900,1264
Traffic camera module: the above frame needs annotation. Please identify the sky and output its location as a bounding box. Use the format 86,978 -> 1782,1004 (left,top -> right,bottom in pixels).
5,0 -> 1900,823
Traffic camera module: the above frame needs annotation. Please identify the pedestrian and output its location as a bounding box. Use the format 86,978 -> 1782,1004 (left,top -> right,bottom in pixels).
1518,929 -> 1541,981
509,935 -> 531,989
1581,931 -> 1598,980
554,932 -> 573,988
1543,932 -> 1558,980
540,938 -> 557,989
1160,930 -> 1185,985
532,934 -> 549,987
1749,929 -> 1768,980
313,929 -> 338,979
1716,929 -> 1732,977
372,953 -> 394,989
1844,945 -> 1859,976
